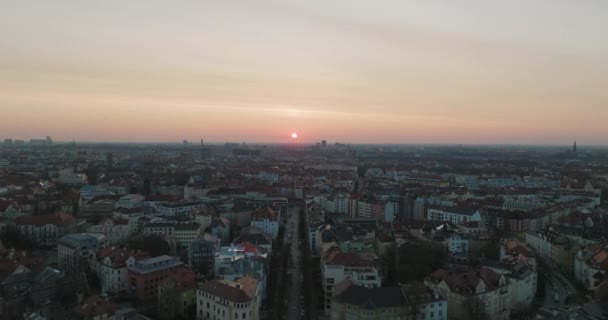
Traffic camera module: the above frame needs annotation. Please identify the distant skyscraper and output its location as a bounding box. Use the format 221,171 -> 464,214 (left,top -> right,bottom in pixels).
183,140 -> 189,145
573,140 -> 577,153
322,140 -> 327,147
4,139 -> 12,145
200,138 -> 211,159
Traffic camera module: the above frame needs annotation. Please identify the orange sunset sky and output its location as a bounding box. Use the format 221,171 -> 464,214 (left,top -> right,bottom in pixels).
1,1 -> 607,144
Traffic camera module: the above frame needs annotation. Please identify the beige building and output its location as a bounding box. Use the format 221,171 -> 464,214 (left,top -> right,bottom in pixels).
197,276 -> 260,320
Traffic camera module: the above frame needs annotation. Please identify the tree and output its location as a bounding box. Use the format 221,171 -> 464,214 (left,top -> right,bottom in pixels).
127,235 -> 170,257
394,242 -> 446,283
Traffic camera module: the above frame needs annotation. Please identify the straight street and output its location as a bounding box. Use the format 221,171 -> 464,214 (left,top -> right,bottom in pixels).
286,206 -> 304,320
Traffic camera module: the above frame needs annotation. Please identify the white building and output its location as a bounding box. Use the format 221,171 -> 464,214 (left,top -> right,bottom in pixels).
384,200 -> 399,222
197,277 -> 260,320
113,207 -> 145,233
58,233 -> 107,273
175,222 -> 203,247
250,208 -> 279,239
87,218 -> 131,245
194,209 -> 214,231
308,223 -> 330,254
488,260 -> 537,313
93,247 -> 149,295
143,220 -> 177,237
322,253 -> 381,313
319,193 -> 350,215
214,244 -> 268,276
57,168 -> 87,186
156,200 -> 206,217
447,233 -> 470,254
115,194 -> 145,209
575,243 -> 608,291
524,231 -> 554,262
427,206 -> 482,225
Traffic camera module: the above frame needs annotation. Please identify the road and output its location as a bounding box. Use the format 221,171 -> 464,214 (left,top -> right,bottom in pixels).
285,206 -> 304,320
538,264 -> 586,314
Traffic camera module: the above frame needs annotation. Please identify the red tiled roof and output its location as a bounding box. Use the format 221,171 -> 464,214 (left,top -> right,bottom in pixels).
251,207 -> 277,221
328,252 -> 368,266
239,243 -> 259,254
199,280 -> 253,303
15,212 -> 74,226
428,267 -> 505,295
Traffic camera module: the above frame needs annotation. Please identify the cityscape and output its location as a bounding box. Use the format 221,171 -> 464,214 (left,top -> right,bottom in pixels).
0,140 -> 607,320
2,1 -> 608,320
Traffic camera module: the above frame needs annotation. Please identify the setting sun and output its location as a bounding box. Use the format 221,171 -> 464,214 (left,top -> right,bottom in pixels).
291,133 -> 298,139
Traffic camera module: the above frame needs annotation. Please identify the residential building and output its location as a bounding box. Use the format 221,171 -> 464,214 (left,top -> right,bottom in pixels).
331,281 -> 447,320
128,255 -> 195,301
404,174 -> 449,188
58,233 -> 107,273
425,267 -> 510,320
487,260 -> 537,313
197,277 -> 260,320
188,233 -> 221,275
322,252 -> 381,313
250,208 -> 279,239
86,218 -> 131,245
525,230 -> 579,272
113,207 -> 145,233
427,206 -> 482,225
211,217 -> 231,245
214,244 -> 268,276
194,209 -> 214,231
94,247 -> 149,295
143,220 -> 177,237
15,212 -> 77,246
114,194 -> 145,209
158,277 -> 197,320
156,200 -> 205,217
575,243 -> 608,291
175,222 -> 203,247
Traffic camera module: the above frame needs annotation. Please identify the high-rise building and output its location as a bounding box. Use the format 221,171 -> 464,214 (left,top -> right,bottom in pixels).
573,140 -> 577,153
322,140 -> 327,147
3,139 -> 12,145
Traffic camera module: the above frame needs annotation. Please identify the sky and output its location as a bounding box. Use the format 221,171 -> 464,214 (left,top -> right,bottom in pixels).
1,0 -> 607,144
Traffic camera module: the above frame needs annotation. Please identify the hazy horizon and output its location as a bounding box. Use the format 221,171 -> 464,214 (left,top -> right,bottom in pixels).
2,1 -> 607,144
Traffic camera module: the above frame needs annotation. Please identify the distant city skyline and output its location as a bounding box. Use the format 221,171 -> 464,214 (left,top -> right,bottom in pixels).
1,1 -> 607,144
